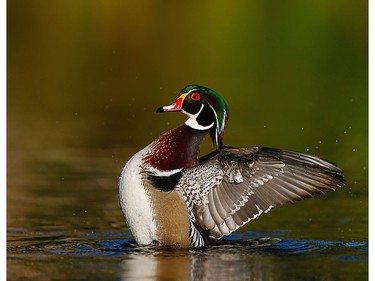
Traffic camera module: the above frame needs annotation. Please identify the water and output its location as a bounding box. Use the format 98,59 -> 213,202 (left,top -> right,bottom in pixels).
7,146 -> 368,280
8,229 -> 368,280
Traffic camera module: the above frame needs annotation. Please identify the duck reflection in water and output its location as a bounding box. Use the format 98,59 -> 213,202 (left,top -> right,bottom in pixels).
120,239 -> 280,281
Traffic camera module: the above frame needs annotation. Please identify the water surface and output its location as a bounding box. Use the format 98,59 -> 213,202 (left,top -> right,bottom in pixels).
7,146 -> 368,280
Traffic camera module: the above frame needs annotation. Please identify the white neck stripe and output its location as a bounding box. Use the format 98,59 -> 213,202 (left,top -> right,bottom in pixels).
146,166 -> 182,176
183,104 -> 204,120
183,104 -> 214,131
185,118 -> 214,130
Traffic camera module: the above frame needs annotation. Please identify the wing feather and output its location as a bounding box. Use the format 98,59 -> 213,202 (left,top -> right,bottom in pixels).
176,146 -> 344,242
224,216 -> 238,231
215,184 -> 233,215
207,189 -> 223,225
211,186 -> 228,220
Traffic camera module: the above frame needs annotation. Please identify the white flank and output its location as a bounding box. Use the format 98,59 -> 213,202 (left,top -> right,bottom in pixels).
119,146 -> 157,245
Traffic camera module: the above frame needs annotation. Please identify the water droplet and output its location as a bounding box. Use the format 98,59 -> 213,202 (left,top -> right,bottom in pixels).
353,148 -> 356,152
306,148 -> 310,152
335,140 -> 339,143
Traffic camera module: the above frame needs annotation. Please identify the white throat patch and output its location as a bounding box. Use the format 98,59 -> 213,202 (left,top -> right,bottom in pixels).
184,104 -> 214,131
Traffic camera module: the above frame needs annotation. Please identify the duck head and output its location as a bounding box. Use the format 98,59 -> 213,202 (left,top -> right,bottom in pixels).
157,85 -> 229,150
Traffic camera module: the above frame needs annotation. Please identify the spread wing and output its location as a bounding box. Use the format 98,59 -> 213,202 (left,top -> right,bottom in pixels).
176,146 -> 344,242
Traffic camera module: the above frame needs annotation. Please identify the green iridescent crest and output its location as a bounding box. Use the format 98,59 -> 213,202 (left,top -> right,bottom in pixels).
181,85 -> 229,149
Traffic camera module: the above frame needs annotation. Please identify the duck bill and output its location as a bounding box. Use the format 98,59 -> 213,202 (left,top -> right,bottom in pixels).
156,93 -> 187,112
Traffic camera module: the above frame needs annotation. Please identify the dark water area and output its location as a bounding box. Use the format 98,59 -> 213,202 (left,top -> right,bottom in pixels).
7,146 -> 368,280
8,1 -> 367,280
8,228 -> 368,280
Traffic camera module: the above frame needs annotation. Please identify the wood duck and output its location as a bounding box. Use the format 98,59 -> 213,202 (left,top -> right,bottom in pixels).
119,85 -> 344,248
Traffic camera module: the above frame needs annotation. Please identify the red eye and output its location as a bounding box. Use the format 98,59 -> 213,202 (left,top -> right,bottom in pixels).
191,92 -> 201,101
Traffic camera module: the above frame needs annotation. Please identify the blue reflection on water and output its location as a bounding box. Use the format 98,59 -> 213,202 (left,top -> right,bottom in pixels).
46,230 -> 367,263
264,239 -> 368,255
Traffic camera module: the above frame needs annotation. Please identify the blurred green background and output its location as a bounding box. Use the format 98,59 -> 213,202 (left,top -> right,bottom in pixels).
8,1 -> 367,233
